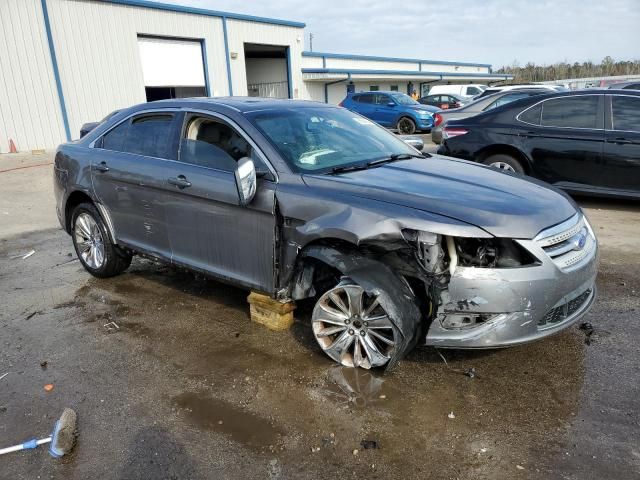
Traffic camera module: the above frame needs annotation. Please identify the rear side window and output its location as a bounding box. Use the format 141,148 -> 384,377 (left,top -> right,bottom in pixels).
518,104 -> 542,125
101,113 -> 175,158
623,83 -> 640,90
357,94 -> 373,104
541,96 -> 599,129
611,96 -> 640,132
485,92 -> 530,111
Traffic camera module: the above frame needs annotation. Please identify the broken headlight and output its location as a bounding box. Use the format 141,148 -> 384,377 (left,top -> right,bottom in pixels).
454,238 -> 538,268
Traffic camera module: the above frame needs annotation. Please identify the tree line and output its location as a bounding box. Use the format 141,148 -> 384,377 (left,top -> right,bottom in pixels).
495,57 -> 640,83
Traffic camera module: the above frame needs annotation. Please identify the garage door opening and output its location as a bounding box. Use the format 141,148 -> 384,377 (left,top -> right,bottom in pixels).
138,36 -> 209,101
244,43 -> 290,99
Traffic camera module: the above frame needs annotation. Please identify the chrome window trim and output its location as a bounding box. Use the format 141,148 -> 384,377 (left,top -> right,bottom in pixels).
181,108 -> 279,182
607,93 -> 640,134
516,94 -> 604,131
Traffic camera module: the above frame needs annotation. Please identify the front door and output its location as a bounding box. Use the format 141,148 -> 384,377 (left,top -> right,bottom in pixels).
603,94 -> 640,193
91,111 -> 182,259
525,94 -> 605,188
372,93 -> 397,127
162,112 -> 277,291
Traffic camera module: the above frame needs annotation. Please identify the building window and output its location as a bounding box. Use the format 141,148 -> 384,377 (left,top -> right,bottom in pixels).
369,85 -> 379,91
390,85 -> 399,92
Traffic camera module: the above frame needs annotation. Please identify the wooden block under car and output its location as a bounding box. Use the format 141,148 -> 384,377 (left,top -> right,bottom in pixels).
247,291 -> 296,331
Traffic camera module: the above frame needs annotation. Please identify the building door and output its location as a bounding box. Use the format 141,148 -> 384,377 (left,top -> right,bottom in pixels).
138,36 -> 208,101
244,43 -> 290,99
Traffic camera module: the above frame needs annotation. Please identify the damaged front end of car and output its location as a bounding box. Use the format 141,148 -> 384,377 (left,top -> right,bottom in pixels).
285,207 -> 598,369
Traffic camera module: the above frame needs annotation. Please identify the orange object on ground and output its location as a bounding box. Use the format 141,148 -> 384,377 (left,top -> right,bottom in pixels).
9,139 -> 17,153
44,384 -> 54,392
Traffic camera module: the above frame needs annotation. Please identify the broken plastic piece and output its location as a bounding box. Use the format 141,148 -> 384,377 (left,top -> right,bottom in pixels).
360,440 -> 378,450
44,384 -> 54,392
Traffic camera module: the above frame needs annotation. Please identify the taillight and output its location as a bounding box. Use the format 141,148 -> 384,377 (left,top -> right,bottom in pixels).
443,127 -> 468,139
434,113 -> 443,127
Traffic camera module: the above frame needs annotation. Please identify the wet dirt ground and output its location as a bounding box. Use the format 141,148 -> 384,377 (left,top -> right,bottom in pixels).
1,153 -> 639,479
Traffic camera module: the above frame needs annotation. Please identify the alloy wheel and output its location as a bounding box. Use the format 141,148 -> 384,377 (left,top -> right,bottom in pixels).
74,212 -> 105,269
312,283 -> 396,369
489,161 -> 516,172
397,118 -> 416,135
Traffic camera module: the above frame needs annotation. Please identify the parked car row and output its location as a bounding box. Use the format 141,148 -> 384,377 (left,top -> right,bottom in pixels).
438,89 -> 640,198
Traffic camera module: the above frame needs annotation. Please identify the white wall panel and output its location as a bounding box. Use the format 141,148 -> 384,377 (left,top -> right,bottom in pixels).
0,0 -> 67,151
47,0 -> 228,140
327,58 -> 418,71
138,37 -> 205,87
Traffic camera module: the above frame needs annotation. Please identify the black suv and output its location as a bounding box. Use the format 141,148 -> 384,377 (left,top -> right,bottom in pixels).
438,89 -> 640,199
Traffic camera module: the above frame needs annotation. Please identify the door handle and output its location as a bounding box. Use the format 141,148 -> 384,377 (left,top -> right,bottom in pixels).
94,162 -> 109,172
609,137 -> 632,145
168,175 -> 192,189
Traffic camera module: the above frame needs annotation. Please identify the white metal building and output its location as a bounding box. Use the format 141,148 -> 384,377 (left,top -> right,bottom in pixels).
0,0 -> 512,152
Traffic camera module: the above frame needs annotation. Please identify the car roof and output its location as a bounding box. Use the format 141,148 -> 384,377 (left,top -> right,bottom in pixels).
143,96 -> 333,112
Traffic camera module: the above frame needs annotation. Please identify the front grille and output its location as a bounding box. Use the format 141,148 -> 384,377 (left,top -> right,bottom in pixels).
538,288 -> 592,327
534,214 -> 596,271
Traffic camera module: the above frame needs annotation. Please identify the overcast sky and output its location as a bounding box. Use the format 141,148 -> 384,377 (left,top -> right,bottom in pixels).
166,0 -> 639,68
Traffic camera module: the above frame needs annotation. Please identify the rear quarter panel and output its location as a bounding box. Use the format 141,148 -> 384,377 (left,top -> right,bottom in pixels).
54,144 -> 96,232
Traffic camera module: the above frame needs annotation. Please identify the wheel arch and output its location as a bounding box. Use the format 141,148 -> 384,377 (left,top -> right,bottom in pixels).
475,144 -> 533,173
64,190 -> 117,244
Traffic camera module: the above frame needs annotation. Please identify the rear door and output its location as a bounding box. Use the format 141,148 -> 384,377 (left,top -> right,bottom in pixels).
162,110 -> 277,291
603,94 -> 640,193
91,110 -> 182,258
520,94 -> 605,188
351,93 -> 375,119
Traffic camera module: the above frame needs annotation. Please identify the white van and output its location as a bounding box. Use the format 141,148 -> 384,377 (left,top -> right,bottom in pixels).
427,84 -> 487,97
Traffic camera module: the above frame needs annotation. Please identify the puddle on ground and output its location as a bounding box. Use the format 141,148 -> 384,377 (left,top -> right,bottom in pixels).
172,392 -> 284,451
318,366 -> 399,409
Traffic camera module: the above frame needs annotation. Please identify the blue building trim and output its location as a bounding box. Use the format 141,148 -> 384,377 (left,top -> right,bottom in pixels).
302,51 -> 492,69
221,17 -> 233,96
102,0 -> 305,27
302,68 -> 513,80
286,47 -> 293,99
40,0 -> 71,141
201,39 -> 211,96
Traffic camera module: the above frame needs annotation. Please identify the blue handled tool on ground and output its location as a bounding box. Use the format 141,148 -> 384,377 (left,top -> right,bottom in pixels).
0,408 -> 77,458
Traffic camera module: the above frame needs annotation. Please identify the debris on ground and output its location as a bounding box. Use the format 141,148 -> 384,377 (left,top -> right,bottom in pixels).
352,449 -> 359,456
579,322 -> 595,344
44,384 -> 54,392
104,321 -> 119,332
465,367 -> 476,378
360,440 -> 378,450
40,361 -> 48,369
516,465 -> 525,470
310,446 -> 320,453
10,249 -> 35,260
448,412 -> 456,419
25,311 -> 41,320
0,373 -> 8,382
0,406 -> 6,413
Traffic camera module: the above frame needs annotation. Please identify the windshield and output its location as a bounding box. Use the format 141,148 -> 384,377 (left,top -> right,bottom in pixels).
390,93 -> 419,105
246,107 -> 418,173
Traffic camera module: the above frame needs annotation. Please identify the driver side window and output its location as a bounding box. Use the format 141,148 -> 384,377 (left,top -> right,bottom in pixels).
179,115 -> 265,172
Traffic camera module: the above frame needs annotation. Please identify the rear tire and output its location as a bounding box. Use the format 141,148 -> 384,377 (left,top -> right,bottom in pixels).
71,202 -> 132,278
397,117 -> 417,135
483,154 -> 525,174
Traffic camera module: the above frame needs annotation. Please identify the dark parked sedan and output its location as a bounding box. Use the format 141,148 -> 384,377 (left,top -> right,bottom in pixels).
418,93 -> 469,110
54,98 -> 597,370
431,88 -> 550,144
438,89 -> 640,199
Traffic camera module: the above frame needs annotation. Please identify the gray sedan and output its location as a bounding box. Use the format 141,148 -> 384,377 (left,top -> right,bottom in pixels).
431,89 -> 549,144
53,97 -> 597,370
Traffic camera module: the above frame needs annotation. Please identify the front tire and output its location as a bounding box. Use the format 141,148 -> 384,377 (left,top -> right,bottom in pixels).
397,117 -> 417,135
311,279 -> 400,369
71,202 -> 131,278
483,154 -> 525,174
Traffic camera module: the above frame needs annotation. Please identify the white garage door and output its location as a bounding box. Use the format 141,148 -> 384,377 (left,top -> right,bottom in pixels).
138,37 -> 206,87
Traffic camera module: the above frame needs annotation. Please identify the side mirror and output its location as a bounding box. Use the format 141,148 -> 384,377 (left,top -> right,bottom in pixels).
399,135 -> 424,152
234,157 -> 257,206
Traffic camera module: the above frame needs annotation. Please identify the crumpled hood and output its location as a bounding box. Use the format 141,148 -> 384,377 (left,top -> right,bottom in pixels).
302,155 -> 578,239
